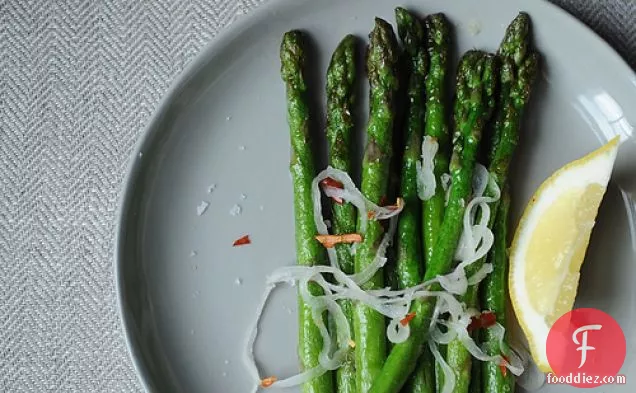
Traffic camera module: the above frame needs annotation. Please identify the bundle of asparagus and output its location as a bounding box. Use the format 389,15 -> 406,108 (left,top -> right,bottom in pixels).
278,9 -> 539,393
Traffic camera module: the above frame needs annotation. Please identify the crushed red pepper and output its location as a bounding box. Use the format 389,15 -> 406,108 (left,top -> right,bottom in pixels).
321,177 -> 343,189
499,354 -> 510,377
320,178 -> 345,204
232,235 -> 251,247
315,233 -> 363,248
400,312 -> 416,326
467,311 -> 497,332
260,376 -> 277,388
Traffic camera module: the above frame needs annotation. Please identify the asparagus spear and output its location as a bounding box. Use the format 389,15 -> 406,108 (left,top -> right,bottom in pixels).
419,14 -> 452,393
395,6 -> 427,291
490,13 -> 539,184
444,13 -> 539,393
368,50 -> 499,393
354,18 -> 400,393
280,30 -> 334,393
422,13 -> 451,267
482,13 -> 539,393
481,189 -> 514,393
394,8 -> 437,393
326,34 -> 359,393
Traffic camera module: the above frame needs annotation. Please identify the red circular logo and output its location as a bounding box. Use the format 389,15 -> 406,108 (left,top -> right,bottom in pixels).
546,308 -> 626,387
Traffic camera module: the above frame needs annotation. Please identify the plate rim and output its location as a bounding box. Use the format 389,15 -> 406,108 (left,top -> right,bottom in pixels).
113,0 -> 294,390
112,0 -> 636,391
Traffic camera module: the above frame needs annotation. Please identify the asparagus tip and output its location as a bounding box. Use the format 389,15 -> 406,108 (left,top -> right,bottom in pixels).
326,34 -> 358,97
367,17 -> 400,86
498,12 -> 533,63
424,13 -> 450,40
369,16 -> 393,34
395,7 -> 425,55
280,30 -> 306,88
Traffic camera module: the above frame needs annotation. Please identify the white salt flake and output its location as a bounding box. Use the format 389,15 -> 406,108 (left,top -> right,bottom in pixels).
240,193 -> 247,200
226,116 -> 232,121
467,20 -> 482,36
238,145 -> 246,151
230,204 -> 242,216
224,359 -> 230,365
197,201 -> 210,216
235,277 -> 243,286
189,250 -> 198,257
259,205 -> 264,211
207,183 -> 216,193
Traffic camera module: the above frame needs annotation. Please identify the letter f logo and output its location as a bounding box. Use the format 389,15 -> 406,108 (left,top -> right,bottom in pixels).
572,324 -> 602,368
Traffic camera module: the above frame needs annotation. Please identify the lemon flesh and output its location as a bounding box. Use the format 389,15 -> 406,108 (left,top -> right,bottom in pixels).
509,137 -> 619,371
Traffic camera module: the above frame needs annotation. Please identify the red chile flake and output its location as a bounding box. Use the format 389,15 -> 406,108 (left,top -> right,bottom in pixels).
400,312 -> 416,326
499,354 -> 510,377
479,311 -> 497,328
260,376 -> 277,388
320,178 -> 344,189
232,235 -> 251,247
315,233 -> 363,249
320,178 -> 344,204
468,311 -> 497,332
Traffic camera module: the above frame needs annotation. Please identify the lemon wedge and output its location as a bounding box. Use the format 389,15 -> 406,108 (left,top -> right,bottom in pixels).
508,137 -> 619,372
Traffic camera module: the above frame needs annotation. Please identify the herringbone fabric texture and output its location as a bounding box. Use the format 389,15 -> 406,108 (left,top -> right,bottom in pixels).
0,1 -> 633,392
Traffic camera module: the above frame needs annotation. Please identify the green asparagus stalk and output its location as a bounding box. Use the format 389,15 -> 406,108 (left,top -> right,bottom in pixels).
490,14 -> 539,183
482,13 -> 539,393
354,18 -> 400,393
368,50 -> 499,393
395,6 -> 427,291
422,13 -> 451,267
394,8 -> 437,393
419,14 -> 452,393
280,30 -> 334,393
326,34 -> 359,393
481,189 -> 514,393
444,13 -> 539,393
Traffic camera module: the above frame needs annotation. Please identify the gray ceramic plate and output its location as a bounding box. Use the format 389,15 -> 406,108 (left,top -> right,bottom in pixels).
115,0 -> 636,392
